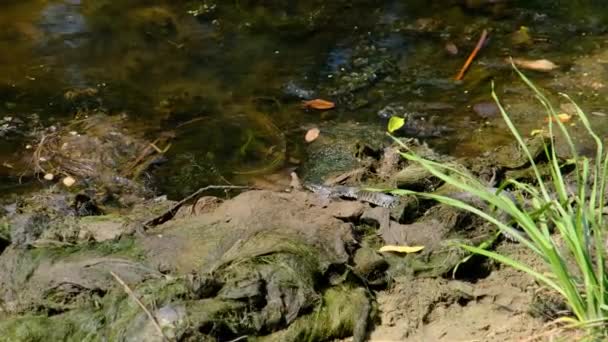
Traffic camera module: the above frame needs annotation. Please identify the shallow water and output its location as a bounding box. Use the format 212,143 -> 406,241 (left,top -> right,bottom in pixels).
2,0 -> 608,198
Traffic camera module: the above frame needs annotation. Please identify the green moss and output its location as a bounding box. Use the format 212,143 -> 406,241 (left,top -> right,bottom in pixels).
0,311 -> 104,342
259,285 -> 371,342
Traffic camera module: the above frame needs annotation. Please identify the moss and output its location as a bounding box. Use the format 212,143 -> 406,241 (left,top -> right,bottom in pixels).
0,219 -> 9,249
259,285 -> 372,342
50,236 -> 145,261
0,311 -> 104,342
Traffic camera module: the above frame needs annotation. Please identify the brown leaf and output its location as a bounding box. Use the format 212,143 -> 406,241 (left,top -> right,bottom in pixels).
305,128 -> 320,143
302,99 -> 335,110
511,58 -> 558,72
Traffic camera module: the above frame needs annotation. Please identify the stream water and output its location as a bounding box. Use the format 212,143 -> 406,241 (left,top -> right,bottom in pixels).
2,0 -> 608,198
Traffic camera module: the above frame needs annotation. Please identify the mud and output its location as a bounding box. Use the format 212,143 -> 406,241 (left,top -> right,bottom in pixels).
0,133 -> 568,341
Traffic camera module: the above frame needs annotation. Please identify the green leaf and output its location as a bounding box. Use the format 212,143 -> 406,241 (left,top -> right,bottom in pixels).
387,116 -> 405,133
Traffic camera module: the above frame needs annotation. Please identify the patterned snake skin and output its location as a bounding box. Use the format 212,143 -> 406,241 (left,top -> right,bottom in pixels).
304,183 -> 398,208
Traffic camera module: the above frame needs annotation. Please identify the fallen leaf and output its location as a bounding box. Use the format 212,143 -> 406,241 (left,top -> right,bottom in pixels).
387,116 -> 405,133
43,173 -> 54,181
511,58 -> 558,72
379,245 -> 424,254
530,129 -> 545,136
305,128 -> 320,142
301,99 -> 335,110
62,176 -> 76,187
445,42 -> 458,55
545,113 -> 572,123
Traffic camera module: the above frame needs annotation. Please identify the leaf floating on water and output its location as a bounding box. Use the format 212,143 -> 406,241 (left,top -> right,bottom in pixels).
62,176 -> 76,187
379,245 -> 424,254
387,116 -> 405,133
301,99 -> 335,110
511,58 -> 558,72
530,129 -> 545,136
305,128 -> 320,143
545,113 -> 572,123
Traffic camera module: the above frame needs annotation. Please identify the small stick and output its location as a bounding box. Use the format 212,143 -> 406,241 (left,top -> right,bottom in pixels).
110,271 -> 169,342
144,185 -> 250,228
455,29 -> 488,81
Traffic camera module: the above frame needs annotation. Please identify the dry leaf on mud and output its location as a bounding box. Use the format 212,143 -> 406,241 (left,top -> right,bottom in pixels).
301,99 -> 335,110
305,128 -> 320,142
511,58 -> 558,72
379,245 -> 425,254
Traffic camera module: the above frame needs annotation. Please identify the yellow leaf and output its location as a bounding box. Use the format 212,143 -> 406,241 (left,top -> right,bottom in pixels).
530,129 -> 545,136
379,245 -> 424,254
387,116 -> 405,133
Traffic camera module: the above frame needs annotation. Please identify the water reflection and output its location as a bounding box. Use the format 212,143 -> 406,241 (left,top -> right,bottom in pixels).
1,0 -> 608,198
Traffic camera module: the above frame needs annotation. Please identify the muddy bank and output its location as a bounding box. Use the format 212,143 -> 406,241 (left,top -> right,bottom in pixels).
0,129 -> 565,341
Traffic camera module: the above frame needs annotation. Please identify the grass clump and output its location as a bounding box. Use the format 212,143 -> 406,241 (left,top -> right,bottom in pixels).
389,66 -> 608,335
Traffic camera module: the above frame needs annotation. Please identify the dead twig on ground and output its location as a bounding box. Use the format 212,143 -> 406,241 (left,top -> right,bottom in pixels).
110,271 -> 169,342
144,185 -> 250,228
455,29 -> 488,81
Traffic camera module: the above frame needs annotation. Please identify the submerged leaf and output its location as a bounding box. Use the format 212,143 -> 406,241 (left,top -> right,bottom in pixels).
387,116 -> 405,133
301,99 -> 335,110
305,128 -> 320,143
545,113 -> 572,123
511,58 -> 558,72
379,245 -> 424,253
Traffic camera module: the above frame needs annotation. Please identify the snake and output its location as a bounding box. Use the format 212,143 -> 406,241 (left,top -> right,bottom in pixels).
304,183 -> 398,208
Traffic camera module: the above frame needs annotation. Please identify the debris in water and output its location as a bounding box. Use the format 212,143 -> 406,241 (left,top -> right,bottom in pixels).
545,113 -> 572,123
530,129 -> 545,136
445,42 -> 458,55
305,128 -> 320,142
301,99 -> 335,110
455,29 -> 488,81
62,176 -> 76,187
510,26 -> 532,46
511,58 -> 558,72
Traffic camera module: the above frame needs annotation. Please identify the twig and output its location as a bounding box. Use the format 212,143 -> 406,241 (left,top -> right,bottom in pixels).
455,29 -> 488,81
110,271 -> 169,342
144,185 -> 250,228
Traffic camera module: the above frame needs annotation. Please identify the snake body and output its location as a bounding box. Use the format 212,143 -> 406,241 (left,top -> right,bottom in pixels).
305,183 -> 398,208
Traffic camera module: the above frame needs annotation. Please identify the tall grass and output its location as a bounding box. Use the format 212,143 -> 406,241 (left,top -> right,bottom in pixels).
390,66 -> 608,332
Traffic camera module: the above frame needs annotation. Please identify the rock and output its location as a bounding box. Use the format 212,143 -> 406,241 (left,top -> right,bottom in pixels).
380,220 -> 447,250
472,101 -> 500,118
353,247 -> 388,286
326,201 -> 366,220
78,216 -> 125,242
10,213 -> 51,248
360,206 -> 390,231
